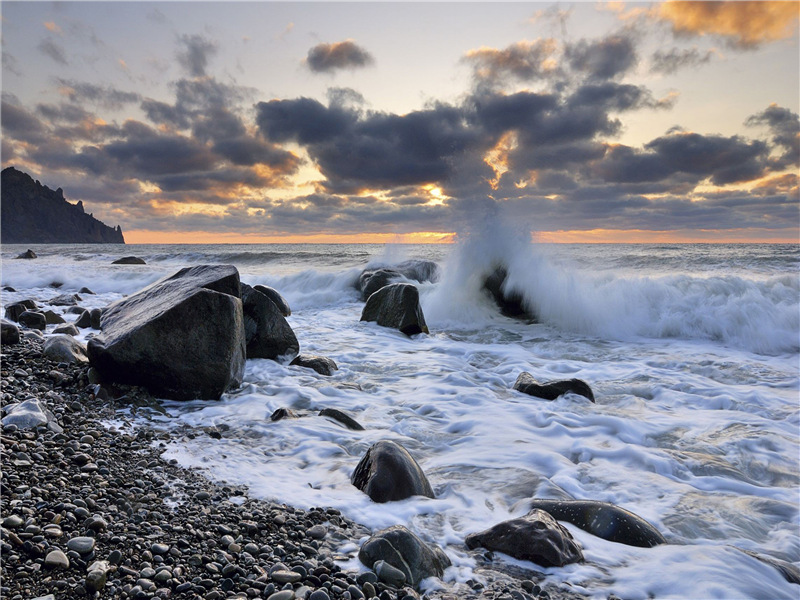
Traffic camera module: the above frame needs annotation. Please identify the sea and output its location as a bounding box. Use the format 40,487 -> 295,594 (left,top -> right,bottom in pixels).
1,234 -> 798,600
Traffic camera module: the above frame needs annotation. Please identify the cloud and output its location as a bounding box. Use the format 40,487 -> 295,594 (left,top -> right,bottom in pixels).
306,40 -> 374,73
44,21 -> 62,34
36,102 -> 92,124
141,98 -> 192,129
176,34 -> 218,77
55,79 -> 141,109
656,1 -> 800,49
650,47 -> 715,74
2,52 -> 22,77
746,104 -> 800,169
565,33 -> 638,79
38,38 -> 68,65
1,95 -> 49,144
463,39 -> 561,85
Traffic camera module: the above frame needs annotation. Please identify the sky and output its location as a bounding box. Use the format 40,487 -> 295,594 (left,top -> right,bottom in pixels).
1,1 -> 799,244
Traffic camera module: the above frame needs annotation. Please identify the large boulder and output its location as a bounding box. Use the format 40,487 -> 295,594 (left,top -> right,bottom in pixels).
18,310 -> 46,331
356,260 -> 440,301
360,283 -> 428,336
4,300 -> 37,322
482,267 -> 535,320
358,268 -> 401,301
1,319 -> 20,345
358,525 -> 451,589
253,284 -> 291,316
44,335 -> 88,364
513,373 -> 595,402
465,509 -> 584,567
87,265 -> 246,400
241,283 -> 298,360
351,440 -> 434,502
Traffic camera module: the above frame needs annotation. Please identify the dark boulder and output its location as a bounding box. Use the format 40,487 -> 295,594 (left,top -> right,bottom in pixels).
483,267 -> 534,320
18,310 -> 46,330
358,525 -> 451,589
356,260 -> 440,301
43,310 -> 66,325
49,293 -> 81,306
44,335 -> 89,364
74,310 -> 92,329
5,301 -> 36,322
1,319 -> 20,345
53,323 -> 80,336
360,283 -> 428,336
79,287 -> 95,295
253,284 -> 291,316
15,249 -> 37,259
291,355 -> 338,376
241,283 -> 299,360
3,286 -> 16,292
351,440 -> 434,502
358,268 -> 402,301
86,265 -> 246,401
465,509 -> 584,567
66,306 -> 87,314
112,256 -> 146,265
319,408 -> 364,431
513,372 -> 595,402
90,308 -> 103,330
396,259 -> 440,284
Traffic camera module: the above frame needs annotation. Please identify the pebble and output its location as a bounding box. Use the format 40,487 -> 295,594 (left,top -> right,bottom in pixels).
66,536 -> 95,554
271,569 -> 302,583
44,549 -> 69,569
267,591 -> 295,600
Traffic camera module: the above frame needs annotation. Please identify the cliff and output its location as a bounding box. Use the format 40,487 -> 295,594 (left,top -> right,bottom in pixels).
1,167 -> 125,244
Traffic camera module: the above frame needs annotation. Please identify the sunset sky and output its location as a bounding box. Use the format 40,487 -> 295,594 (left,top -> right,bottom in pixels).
2,1 -> 798,243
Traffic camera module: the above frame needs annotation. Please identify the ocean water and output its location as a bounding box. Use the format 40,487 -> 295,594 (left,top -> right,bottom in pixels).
1,236 -> 798,599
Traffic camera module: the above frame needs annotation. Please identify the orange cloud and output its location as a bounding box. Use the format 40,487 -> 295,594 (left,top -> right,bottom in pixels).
125,230 -> 456,244
657,1 -> 799,48
44,21 -> 62,33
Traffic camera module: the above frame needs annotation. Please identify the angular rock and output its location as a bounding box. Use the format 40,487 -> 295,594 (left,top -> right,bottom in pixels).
49,293 -> 81,306
43,309 -> 66,324
253,284 -> 292,316
513,373 -> 595,402
358,268 -> 402,301
2,399 -> 63,433
241,283 -> 298,360
90,308 -> 103,329
358,525 -> 450,589
44,335 -> 89,364
290,355 -> 338,376
75,310 -> 92,328
1,319 -> 20,345
16,248 -> 37,259
270,407 -> 297,422
53,323 -> 80,336
360,283 -> 428,336
18,310 -> 46,330
112,256 -> 146,264
483,267 -> 534,320
356,260 -> 440,301
465,509 -> 584,567
352,440 -> 434,502
319,408 -> 364,431
87,265 -> 246,400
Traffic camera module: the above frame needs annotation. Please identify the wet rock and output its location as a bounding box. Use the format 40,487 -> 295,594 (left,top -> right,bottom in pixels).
482,267 -> 534,320
465,509 -> 584,567
1,398 -> 63,433
513,373 -> 595,402
87,265 -> 246,401
90,308 -> 103,329
351,440 -> 434,502
75,310 -> 92,328
291,355 -> 338,376
360,283 -> 428,336
357,261 -> 440,301
741,549 -> 800,585
53,323 -> 80,336
43,334 -> 89,364
358,525 -> 450,589
319,408 -> 364,431
50,293 -> 81,306
253,284 -> 292,316
43,309 -> 66,324
241,283 -> 298,360
16,248 -> 37,259
1,319 -> 20,345
270,407 -> 297,422
358,268 -> 402,301
18,310 -> 46,330
79,287 -> 96,295
112,256 -> 146,264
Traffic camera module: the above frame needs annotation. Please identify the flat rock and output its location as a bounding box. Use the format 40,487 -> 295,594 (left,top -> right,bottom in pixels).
66,536 -> 96,554
49,293 -> 81,306
112,256 -> 146,264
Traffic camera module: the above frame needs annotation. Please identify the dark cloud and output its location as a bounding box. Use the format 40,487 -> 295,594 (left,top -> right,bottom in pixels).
2,52 -> 22,77
141,99 -> 192,129
38,38 -> 68,65
306,40 -> 374,73
36,102 -> 92,124
1,97 -> 48,144
55,79 -> 141,109
565,34 -> 638,80
746,104 -> 800,169
463,39 -> 561,85
327,87 -> 367,108
651,47 -> 714,75
176,34 -> 218,77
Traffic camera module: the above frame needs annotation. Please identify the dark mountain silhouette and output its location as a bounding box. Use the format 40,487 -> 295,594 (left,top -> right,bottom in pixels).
1,167 -> 124,244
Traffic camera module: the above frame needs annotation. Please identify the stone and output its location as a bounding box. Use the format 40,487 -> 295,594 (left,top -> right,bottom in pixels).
43,310 -> 66,324
1,319 -> 20,345
270,407 -> 297,422
112,256 -> 146,264
79,287 -> 95,294
241,283 -> 298,360
1,399 -> 63,433
290,355 -> 338,376
18,310 -> 46,330
90,308 -> 103,329
358,525 -> 450,589
253,284 -> 292,316
358,268 -> 402,301
49,293 -> 81,306
87,265 -> 246,401
16,248 -> 37,259
351,440 -> 434,502
305,525 -> 327,540
374,560 -> 406,587
513,373 -> 595,402
67,536 -> 96,554
464,509 -> 584,567
44,335 -> 89,364
75,310 -> 92,328
53,323 -> 80,336
482,267 -> 532,319
357,260 -> 440,301
319,408 -> 364,430
360,283 -> 429,336
266,591 -> 295,600
4,302 -> 29,322
44,549 -> 70,569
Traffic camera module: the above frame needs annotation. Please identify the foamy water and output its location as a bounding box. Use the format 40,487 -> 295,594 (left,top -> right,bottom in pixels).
2,238 -> 798,599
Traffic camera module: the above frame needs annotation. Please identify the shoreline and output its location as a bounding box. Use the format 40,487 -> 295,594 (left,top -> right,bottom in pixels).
1,336 -> 586,600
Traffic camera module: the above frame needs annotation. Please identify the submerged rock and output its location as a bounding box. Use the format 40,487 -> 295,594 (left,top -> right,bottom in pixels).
482,266 -> 535,320
465,509 -> 584,567
351,440 -> 434,502
253,284 -> 291,316
358,525 -> 450,589
241,283 -> 298,360
319,408 -> 364,430
360,283 -> 428,336
15,249 -> 37,259
112,256 -> 146,264
291,354 -> 338,376
513,372 -> 595,402
87,265 -> 246,400
356,260 -> 440,301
